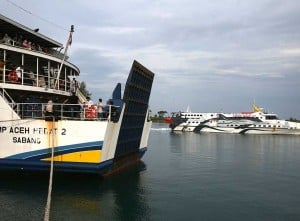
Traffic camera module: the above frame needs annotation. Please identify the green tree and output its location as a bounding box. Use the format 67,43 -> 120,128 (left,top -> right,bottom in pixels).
157,110 -> 168,118
79,81 -> 91,97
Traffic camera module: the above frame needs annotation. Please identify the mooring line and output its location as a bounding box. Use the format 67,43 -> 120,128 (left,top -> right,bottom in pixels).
44,117 -> 55,221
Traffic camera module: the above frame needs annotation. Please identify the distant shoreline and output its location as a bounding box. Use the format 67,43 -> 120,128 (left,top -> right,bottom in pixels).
150,117 -> 166,123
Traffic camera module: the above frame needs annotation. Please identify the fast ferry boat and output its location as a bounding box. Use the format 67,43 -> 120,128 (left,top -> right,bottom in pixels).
168,104 -> 300,135
0,14 -> 154,175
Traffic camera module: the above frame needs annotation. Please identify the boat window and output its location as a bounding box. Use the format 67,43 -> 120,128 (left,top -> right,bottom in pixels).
266,115 -> 278,120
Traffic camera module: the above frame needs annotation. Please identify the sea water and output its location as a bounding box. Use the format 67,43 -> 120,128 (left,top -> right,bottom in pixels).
0,123 -> 300,220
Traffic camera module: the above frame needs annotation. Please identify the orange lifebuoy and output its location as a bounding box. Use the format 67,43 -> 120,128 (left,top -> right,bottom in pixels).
85,105 -> 97,118
8,71 -> 18,82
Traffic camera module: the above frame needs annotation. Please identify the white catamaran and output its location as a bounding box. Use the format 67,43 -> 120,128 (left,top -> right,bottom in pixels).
0,14 -> 155,175
167,104 -> 300,135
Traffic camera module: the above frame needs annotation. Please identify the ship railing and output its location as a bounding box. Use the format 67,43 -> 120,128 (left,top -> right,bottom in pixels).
0,69 -> 72,92
11,102 -> 120,122
0,88 -> 17,110
0,41 -> 67,60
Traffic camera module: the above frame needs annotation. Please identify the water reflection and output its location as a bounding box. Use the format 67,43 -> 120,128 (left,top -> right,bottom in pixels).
0,161 -> 150,221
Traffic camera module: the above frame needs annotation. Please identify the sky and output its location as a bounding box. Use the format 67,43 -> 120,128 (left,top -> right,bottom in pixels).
1,0 -> 300,119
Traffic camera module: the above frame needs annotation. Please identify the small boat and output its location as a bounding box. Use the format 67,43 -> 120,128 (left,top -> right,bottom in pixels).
168,104 -> 300,135
0,14 -> 155,175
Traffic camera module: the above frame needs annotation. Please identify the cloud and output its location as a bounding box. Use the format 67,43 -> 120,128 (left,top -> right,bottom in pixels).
1,0 -> 300,118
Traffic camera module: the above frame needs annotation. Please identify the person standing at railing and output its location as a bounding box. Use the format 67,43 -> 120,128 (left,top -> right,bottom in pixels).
87,97 -> 93,107
45,100 -> 53,116
22,39 -> 29,48
97,98 -> 104,119
1,33 -> 13,45
16,65 -> 23,83
70,77 -> 78,94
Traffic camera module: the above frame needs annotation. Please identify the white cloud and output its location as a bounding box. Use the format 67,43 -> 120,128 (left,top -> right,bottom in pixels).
1,0 -> 300,118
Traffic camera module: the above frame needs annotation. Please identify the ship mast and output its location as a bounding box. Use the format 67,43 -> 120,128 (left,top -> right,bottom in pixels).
55,25 -> 74,89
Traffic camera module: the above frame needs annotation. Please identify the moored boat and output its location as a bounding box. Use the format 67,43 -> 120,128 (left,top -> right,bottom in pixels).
0,14 -> 155,175
167,104 -> 300,135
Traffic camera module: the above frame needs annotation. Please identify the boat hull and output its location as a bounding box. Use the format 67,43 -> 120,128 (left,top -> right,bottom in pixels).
0,117 -> 151,174
195,125 -> 300,135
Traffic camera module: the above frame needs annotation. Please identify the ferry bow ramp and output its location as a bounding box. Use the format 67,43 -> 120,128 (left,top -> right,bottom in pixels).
104,60 -> 155,175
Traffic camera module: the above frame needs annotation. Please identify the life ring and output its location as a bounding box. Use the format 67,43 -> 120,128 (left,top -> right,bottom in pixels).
85,105 -> 97,119
8,71 -> 18,82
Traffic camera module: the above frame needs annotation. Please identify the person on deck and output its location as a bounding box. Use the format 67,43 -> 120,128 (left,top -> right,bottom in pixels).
97,98 -> 104,119
70,77 -> 78,94
16,65 -> 23,82
1,34 -> 12,44
45,100 -> 53,116
87,97 -> 93,107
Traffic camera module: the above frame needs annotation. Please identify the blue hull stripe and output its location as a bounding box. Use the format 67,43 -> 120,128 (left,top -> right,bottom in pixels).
0,147 -> 147,174
6,141 -> 103,160
0,158 -> 113,174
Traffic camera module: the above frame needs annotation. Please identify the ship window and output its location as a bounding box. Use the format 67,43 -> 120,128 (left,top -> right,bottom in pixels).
200,115 -> 202,117
211,114 -> 213,117
266,115 -> 278,120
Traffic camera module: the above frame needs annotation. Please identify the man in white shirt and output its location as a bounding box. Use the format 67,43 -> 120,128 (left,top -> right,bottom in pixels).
16,66 -> 23,79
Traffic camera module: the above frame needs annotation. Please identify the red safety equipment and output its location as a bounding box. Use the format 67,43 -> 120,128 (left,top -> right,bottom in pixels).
85,105 -> 97,119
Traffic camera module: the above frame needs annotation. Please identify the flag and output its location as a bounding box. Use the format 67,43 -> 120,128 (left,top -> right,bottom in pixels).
68,33 -> 72,46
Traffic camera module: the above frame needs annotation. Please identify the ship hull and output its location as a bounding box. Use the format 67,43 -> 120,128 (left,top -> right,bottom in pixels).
195,125 -> 300,135
0,116 -> 152,175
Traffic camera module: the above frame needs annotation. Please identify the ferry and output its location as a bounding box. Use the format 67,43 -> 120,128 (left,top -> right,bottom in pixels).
167,104 -> 300,135
0,14 -> 154,175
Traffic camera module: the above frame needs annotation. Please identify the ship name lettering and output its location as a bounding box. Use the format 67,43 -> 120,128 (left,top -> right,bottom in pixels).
0,126 -> 7,133
33,128 -> 58,134
9,127 -> 30,134
13,136 -> 41,144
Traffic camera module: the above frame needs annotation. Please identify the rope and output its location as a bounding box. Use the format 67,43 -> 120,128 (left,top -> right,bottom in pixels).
5,0 -> 69,32
44,116 -> 55,221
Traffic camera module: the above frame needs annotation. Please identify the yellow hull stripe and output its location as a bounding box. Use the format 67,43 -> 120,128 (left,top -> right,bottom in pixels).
42,150 -> 101,163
